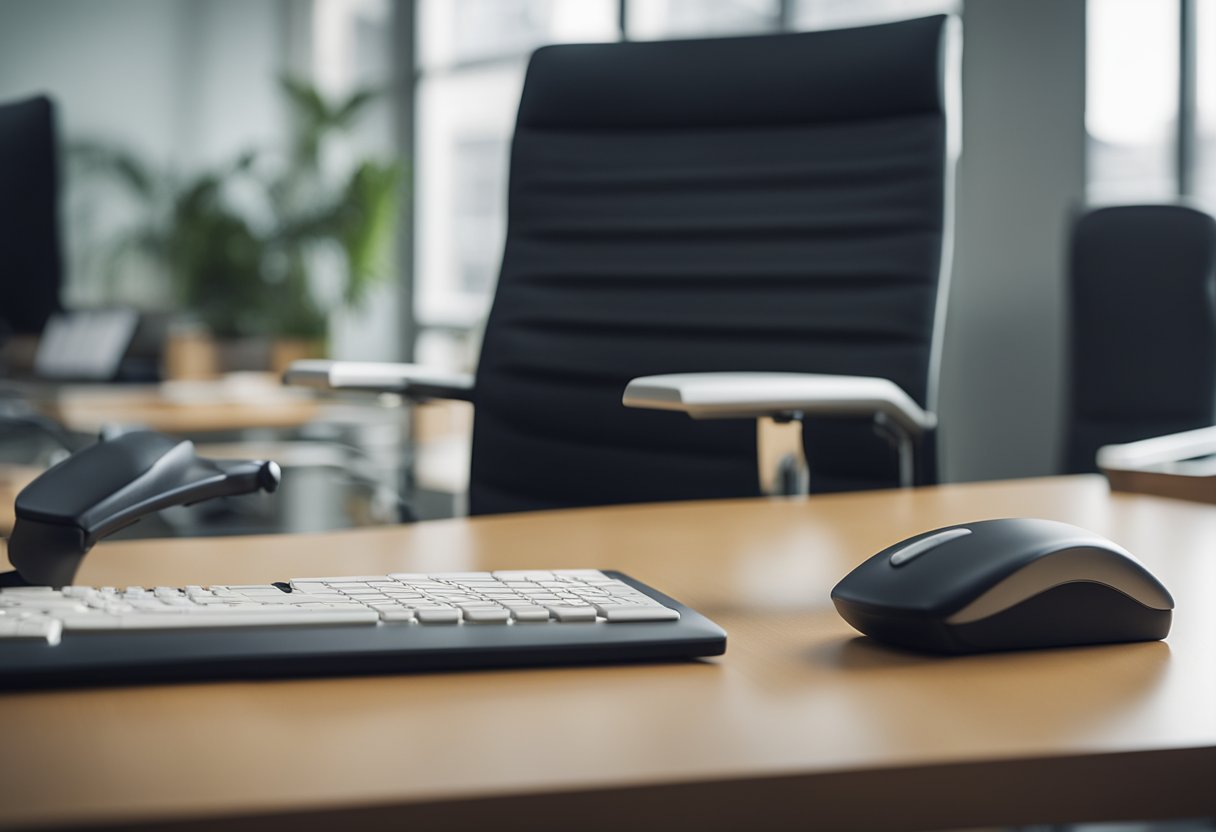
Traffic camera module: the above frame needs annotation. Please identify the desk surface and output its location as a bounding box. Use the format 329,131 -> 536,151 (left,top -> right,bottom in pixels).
1,476 -> 1214,830
21,376 -> 321,434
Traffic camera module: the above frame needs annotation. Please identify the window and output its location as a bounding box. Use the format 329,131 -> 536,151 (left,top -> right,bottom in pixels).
791,0 -> 956,30
627,0 -> 780,40
1087,0 -> 1216,203
1196,0 -> 1216,199
414,0 -> 617,335
1086,0 -> 1180,201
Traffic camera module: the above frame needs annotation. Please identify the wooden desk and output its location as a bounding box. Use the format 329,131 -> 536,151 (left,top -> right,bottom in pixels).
1,476 -> 1213,830
21,376 -> 320,435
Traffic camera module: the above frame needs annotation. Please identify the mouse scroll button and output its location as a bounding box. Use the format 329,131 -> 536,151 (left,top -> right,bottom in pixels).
889,528 -> 972,567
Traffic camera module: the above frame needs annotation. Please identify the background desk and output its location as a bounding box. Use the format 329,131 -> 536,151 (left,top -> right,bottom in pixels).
1,476 -> 1213,830
21,376 -> 321,435
1,377 -> 425,535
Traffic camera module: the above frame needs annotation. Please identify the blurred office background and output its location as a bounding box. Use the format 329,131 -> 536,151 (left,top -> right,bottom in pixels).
0,0 -> 1214,497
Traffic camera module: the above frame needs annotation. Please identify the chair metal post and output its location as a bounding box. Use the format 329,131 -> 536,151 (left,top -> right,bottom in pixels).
759,411 -> 922,496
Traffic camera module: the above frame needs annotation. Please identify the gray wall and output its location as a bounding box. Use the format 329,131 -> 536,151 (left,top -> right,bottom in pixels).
939,0 -> 1088,481
0,0 -> 290,183
0,0 -> 400,361
0,0 -> 291,309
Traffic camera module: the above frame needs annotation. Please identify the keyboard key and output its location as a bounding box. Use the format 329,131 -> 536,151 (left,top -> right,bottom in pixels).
510,606 -> 551,622
416,608 -> 461,624
288,576 -> 387,584
544,604 -> 597,623
552,570 -> 605,579
599,605 -> 680,622
0,618 -> 62,645
2,599 -> 87,614
463,607 -> 510,624
287,581 -> 328,593
65,609 -> 379,631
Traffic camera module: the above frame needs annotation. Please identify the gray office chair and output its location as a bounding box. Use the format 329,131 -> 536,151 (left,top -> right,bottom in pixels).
1064,204 -> 1216,474
290,15 -> 959,515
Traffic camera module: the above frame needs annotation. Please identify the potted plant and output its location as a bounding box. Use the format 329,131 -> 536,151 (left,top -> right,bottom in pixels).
69,77 -> 401,374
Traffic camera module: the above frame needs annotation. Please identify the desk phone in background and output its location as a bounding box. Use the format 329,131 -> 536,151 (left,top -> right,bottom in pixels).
0,432 -> 727,689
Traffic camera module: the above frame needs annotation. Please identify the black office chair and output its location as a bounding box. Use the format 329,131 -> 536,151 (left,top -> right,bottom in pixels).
291,15 -> 958,515
1064,204 -> 1216,474
0,95 -> 63,341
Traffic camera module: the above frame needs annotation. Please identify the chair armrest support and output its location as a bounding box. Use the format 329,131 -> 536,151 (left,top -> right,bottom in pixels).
284,360 -> 475,402
622,372 -> 936,437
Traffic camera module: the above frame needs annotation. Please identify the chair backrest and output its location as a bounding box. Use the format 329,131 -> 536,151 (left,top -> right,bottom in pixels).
0,95 -> 63,339
1064,204 -> 1216,474
469,16 -> 956,515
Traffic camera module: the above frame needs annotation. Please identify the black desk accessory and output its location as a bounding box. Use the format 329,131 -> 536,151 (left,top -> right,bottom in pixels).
832,518 -> 1174,654
2,431 -> 280,588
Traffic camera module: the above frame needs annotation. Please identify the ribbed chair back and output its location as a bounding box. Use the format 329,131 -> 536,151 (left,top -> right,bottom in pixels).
470,16 -> 955,515
1065,204 -> 1216,474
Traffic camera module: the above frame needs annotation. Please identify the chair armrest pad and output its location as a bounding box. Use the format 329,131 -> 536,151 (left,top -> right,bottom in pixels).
283,360 -> 475,402
622,372 -> 935,435
1096,425 -> 1216,472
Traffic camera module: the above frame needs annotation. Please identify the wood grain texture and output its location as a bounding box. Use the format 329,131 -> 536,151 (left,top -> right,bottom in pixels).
1,476 -> 1213,830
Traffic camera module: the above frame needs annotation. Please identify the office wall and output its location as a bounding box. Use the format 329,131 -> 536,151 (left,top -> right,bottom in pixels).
0,0 -> 398,360
0,0 -> 190,167
0,0 -> 289,309
939,0 -> 1087,481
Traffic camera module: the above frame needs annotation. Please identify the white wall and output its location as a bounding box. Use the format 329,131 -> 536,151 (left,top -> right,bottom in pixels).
939,0 -> 1088,481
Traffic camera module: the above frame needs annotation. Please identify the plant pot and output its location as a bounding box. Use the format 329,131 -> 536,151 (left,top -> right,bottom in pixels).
270,338 -> 326,376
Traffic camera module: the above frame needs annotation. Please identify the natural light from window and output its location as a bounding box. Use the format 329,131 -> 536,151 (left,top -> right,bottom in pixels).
1196,0 -> 1216,200
1086,0 -> 1179,201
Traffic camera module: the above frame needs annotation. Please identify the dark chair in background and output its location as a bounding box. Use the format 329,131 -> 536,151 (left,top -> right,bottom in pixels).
1064,204 -> 1216,474
292,15 -> 958,515
0,95 -> 63,342
0,95 -> 78,466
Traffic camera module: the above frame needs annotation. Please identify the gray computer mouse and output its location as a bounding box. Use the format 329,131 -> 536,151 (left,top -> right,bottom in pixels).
830,518 -> 1174,654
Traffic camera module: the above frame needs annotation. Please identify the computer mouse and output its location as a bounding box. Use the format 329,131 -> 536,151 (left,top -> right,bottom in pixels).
830,518 -> 1174,654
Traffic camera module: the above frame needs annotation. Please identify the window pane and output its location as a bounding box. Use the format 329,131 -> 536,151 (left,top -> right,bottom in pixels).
626,0 -> 780,40
1196,0 -> 1216,200
1087,0 -> 1180,201
790,0 -> 957,31
418,0 -> 617,70
415,64 -> 524,327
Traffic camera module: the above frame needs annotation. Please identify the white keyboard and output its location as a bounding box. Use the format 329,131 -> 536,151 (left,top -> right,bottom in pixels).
0,570 -> 681,646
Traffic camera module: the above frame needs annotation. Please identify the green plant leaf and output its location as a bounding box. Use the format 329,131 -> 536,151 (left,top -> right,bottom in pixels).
337,160 -> 402,307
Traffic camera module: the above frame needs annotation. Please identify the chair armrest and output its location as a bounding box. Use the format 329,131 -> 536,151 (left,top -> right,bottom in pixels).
1097,426 -> 1216,504
283,360 -> 475,402
622,372 -> 936,437
1096,426 -> 1216,473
